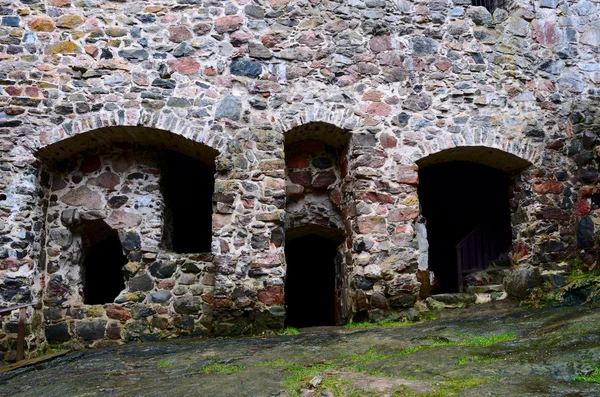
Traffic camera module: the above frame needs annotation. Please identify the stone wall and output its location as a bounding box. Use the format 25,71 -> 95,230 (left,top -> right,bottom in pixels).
42,148 -> 215,347
0,0 -> 598,360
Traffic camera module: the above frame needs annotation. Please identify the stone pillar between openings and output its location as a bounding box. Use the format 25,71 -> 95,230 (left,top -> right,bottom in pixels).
345,132 -> 422,323
0,157 -> 45,362
211,129 -> 287,335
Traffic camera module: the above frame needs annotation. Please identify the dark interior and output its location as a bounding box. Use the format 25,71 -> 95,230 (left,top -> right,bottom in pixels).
285,234 -> 337,328
471,0 -> 505,13
418,161 -> 512,293
83,235 -> 127,304
161,151 -> 215,253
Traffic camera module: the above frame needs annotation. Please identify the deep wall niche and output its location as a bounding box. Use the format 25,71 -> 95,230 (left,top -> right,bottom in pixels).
416,147 -> 532,294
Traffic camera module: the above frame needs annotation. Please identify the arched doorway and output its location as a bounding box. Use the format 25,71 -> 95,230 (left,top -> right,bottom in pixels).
416,147 -> 531,293
283,122 -> 351,327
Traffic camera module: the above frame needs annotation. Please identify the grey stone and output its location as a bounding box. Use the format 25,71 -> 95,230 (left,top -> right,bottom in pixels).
245,5 -> 264,19
505,16 -> 529,37
215,95 -> 242,121
173,295 -> 202,314
582,130 -> 597,150
129,273 -> 154,292
469,7 -> 492,26
149,261 -> 177,279
119,49 -> 149,60
248,42 -> 272,59
403,93 -> 432,112
230,58 -> 262,78
540,0 -> 560,8
45,323 -> 71,343
131,305 -> 155,319
577,216 -> 595,250
149,291 -> 172,303
181,262 -> 201,274
504,267 -> 542,299
75,320 -> 107,341
411,36 -> 438,56
539,60 -> 564,75
120,231 -> 141,251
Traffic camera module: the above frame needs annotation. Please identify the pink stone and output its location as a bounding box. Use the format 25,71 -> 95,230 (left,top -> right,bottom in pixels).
88,171 -> 120,190
168,25 -> 192,43
577,199 -> 591,216
286,184 -> 304,197
388,207 -> 419,222
395,166 -> 419,186
132,72 -> 149,86
357,216 -> 387,234
289,170 -> 312,186
380,133 -> 397,148
580,186 -> 596,197
5,86 -> 22,96
213,214 -> 232,229
106,306 -> 131,321
369,35 -> 392,53
107,210 -> 142,228
367,102 -> 392,117
435,58 -> 452,72
330,188 -> 342,206
60,186 -> 103,209
157,279 -> 175,289
355,191 -> 395,204
532,181 -> 563,195
258,286 -> 284,306
297,30 -> 323,47
532,20 -> 560,47
231,32 -> 252,45
204,66 -> 217,76
168,57 -> 199,75
215,16 -> 243,34
312,171 -> 337,190
362,91 -> 384,102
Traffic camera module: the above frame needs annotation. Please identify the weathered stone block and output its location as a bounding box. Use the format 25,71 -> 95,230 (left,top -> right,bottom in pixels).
75,321 -> 107,341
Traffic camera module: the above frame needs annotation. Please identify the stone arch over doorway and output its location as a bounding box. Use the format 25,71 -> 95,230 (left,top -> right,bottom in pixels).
409,134 -> 543,170
415,145 -> 533,294
37,109 -> 230,159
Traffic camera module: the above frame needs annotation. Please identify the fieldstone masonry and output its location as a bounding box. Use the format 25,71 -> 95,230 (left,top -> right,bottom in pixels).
0,0 -> 598,361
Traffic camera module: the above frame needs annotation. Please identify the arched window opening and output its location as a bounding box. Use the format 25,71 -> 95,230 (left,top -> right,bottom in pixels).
80,223 -> 127,305
161,151 -> 215,253
418,161 -> 513,294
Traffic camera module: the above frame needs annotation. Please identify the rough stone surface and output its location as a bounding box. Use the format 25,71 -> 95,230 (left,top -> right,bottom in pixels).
0,0 -> 598,363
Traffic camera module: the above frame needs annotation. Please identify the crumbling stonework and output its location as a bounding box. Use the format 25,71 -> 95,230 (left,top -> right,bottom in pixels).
0,0 -> 598,361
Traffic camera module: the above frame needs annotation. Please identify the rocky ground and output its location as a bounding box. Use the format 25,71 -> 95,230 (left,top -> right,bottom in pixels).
1,301 -> 600,397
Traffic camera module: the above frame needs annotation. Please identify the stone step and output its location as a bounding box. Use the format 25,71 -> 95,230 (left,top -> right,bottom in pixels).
426,293 -> 477,309
426,287 -> 508,310
465,284 -> 505,294
474,291 -> 508,304
464,268 -> 511,286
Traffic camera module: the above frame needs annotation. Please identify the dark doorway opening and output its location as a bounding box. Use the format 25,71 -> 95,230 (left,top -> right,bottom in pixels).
83,234 -> 127,304
418,161 -> 512,294
161,151 -> 215,253
285,234 -> 338,328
